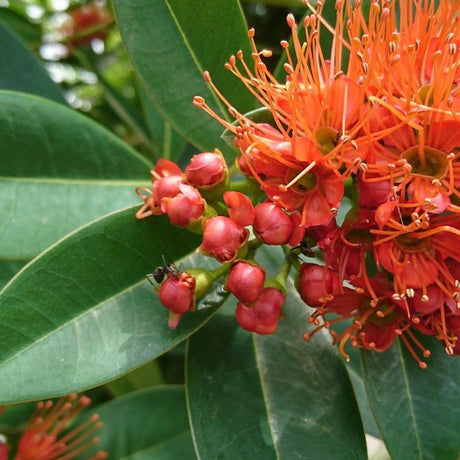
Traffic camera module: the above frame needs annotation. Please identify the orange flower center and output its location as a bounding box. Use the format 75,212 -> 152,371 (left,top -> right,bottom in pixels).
401,145 -> 449,179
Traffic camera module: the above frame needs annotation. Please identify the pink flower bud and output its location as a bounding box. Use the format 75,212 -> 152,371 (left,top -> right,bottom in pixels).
235,287 -> 285,334
165,184 -> 204,227
201,216 -> 249,263
159,273 -> 196,316
297,263 -> 340,307
154,175 -> 183,207
226,261 -> 265,304
185,151 -> 227,188
223,191 -> 254,227
253,202 -> 293,245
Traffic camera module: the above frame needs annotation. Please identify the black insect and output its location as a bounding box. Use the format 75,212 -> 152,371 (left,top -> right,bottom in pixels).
291,239 -> 316,258
146,259 -> 181,285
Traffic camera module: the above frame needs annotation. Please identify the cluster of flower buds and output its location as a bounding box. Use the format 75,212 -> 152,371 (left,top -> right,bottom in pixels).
0,394 -> 106,460
137,150 -> 297,334
137,0 -> 460,367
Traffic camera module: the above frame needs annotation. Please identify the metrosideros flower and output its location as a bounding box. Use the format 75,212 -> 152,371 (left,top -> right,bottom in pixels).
13,394 -> 107,460
193,1 -> 377,229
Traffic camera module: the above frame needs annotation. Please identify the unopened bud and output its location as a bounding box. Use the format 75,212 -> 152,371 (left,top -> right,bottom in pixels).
200,216 -> 249,263
226,261 -> 265,303
253,202 -> 293,245
185,150 -> 227,188
235,287 -> 285,334
296,263 -> 340,307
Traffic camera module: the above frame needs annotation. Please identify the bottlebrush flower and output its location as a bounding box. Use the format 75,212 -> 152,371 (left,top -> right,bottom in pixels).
193,2 -> 377,229
304,274 -> 431,368
13,394 -> 106,460
372,210 -> 460,304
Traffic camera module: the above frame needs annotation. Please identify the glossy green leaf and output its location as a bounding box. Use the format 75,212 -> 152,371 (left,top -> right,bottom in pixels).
0,208 -> 227,403
361,336 -> 460,460
112,0 -> 254,153
0,91 -> 151,259
137,83 -> 187,161
0,260 -> 27,290
81,386 -> 196,459
222,107 -> 275,147
186,278 -> 367,459
0,23 -> 65,103
105,360 -> 165,396
0,8 -> 41,45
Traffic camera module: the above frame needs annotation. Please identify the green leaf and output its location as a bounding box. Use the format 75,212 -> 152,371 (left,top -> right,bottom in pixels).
0,8 -> 41,45
112,0 -> 254,152
137,82 -> 187,161
0,23 -> 65,103
0,260 -> 27,290
80,386 -> 196,459
0,91 -> 151,259
0,208 -> 226,403
105,360 -> 165,396
361,336 -> 460,460
186,278 -> 367,459
221,107 -> 275,147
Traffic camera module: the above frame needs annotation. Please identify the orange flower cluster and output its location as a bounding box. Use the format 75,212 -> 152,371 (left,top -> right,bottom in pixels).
0,394 -> 106,460
191,0 -> 460,367
136,0 -> 460,368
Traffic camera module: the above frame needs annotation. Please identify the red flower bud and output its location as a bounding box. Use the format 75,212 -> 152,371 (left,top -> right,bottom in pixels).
158,273 -> 196,321
165,184 -> 204,227
201,216 -> 249,263
297,263 -> 340,307
235,288 -> 285,334
253,202 -> 293,245
185,151 -> 227,188
154,176 -> 183,207
223,191 -> 254,227
226,261 -> 265,304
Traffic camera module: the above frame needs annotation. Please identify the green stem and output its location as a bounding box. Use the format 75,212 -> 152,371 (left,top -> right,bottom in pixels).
208,263 -> 231,282
275,255 -> 293,286
228,180 -> 250,193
